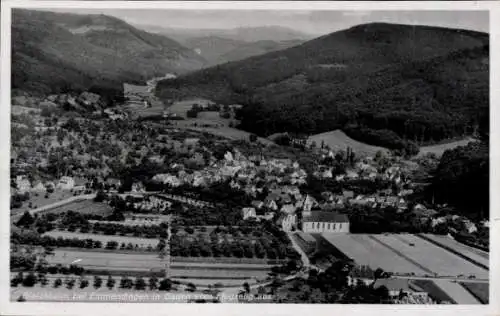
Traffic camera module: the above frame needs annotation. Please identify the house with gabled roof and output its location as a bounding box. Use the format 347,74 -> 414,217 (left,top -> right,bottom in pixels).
277,213 -> 296,231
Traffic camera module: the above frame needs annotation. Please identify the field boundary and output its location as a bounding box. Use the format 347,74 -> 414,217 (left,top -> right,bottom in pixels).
415,234 -> 489,271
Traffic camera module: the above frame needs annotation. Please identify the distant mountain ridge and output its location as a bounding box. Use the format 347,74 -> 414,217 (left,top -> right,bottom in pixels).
135,24 -> 311,65
156,22 -> 489,147
134,25 -> 315,43
11,9 -> 207,99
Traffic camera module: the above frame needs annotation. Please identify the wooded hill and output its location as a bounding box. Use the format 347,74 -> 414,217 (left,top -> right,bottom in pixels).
12,9 -> 206,100
157,23 -> 489,151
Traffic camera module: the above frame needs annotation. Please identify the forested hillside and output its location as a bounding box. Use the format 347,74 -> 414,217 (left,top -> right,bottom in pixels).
157,23 -> 489,151
430,141 -> 489,220
12,9 -> 206,100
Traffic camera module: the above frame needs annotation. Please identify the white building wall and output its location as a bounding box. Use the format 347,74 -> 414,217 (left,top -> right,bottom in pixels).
302,221 -> 350,233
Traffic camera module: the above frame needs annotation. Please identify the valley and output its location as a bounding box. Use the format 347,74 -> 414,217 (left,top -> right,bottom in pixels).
8,8 -> 490,305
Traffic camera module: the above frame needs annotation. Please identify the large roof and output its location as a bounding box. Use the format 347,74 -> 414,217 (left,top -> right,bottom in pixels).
303,211 -> 348,223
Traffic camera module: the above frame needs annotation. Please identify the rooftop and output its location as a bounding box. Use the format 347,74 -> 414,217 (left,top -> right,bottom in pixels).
303,211 -> 348,223
373,278 -> 411,292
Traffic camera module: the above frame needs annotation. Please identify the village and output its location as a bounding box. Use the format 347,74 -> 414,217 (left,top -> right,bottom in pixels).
10,85 -> 489,304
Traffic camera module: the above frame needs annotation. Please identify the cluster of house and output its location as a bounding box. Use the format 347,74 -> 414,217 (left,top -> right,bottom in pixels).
12,175 -> 88,195
130,195 -> 172,213
316,158 -> 411,185
100,108 -> 128,121
431,213 -> 482,234
242,189 -> 350,234
152,149 -> 308,192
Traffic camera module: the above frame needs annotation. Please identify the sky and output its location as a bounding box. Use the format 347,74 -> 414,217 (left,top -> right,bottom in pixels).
42,9 -> 489,35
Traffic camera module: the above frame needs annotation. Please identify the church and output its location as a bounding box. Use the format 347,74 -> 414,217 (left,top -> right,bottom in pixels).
301,210 -> 350,233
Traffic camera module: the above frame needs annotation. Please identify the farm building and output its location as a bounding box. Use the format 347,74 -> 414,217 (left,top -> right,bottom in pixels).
57,176 -> 75,190
302,211 -> 349,233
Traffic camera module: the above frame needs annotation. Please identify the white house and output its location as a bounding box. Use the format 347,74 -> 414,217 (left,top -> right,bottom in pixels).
242,207 -> 257,220
16,175 -> 31,193
281,204 -> 296,214
31,181 -> 46,192
277,213 -> 296,231
57,176 -> 75,190
302,211 -> 349,233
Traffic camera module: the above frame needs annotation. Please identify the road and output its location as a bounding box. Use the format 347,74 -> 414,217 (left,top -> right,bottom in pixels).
287,232 -> 311,268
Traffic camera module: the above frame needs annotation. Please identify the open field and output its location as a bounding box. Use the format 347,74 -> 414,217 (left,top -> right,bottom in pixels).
12,105 -> 41,115
47,250 -> 164,271
171,269 -> 268,280
432,280 -> 481,304
418,137 -> 476,157
320,233 -> 428,275
460,282 -> 489,304
165,99 -> 274,145
45,249 -> 272,279
171,262 -> 272,270
371,234 -> 488,278
418,234 -> 488,267
36,199 -> 113,216
43,231 -> 161,247
11,190 -> 76,215
307,130 -> 389,157
321,234 -> 488,278
167,99 -> 214,117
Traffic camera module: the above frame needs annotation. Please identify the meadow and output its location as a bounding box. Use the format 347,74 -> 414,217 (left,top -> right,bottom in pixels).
307,130 -> 389,157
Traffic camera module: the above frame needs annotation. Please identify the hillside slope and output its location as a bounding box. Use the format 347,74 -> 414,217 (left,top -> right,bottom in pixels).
12,9 -> 206,98
157,23 -> 489,146
183,36 -> 305,66
218,39 -> 304,64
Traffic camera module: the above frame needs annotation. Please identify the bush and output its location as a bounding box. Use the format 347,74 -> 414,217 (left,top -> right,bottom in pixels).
11,272 -> 24,287
65,278 -> 76,289
22,272 -> 37,287
159,279 -> 172,291
54,278 -> 62,288
119,277 -> 133,289
79,278 -> 90,289
93,276 -> 103,289
106,276 -> 116,289
134,277 -> 146,290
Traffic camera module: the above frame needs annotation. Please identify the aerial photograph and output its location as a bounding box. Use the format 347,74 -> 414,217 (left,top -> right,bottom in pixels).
8,8 -> 489,304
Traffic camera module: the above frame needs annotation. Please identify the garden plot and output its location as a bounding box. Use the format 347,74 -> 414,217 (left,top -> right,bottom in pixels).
372,234 -> 488,278
320,234 -> 428,275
